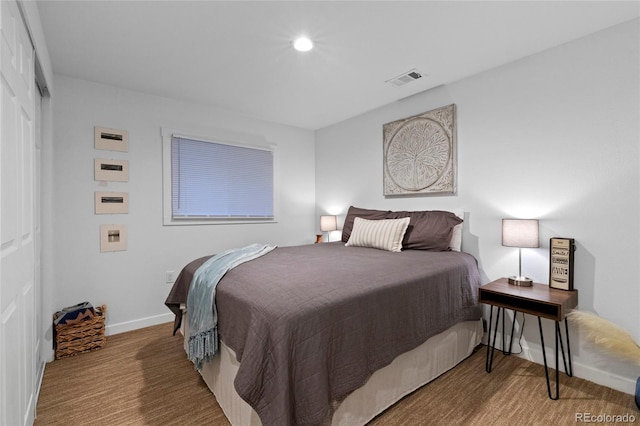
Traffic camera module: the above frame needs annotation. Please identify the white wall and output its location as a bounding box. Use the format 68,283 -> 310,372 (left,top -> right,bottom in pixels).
315,19 -> 640,393
50,75 -> 316,334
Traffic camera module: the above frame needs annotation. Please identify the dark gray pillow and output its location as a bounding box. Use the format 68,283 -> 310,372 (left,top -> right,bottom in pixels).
386,210 -> 463,251
341,206 -> 390,242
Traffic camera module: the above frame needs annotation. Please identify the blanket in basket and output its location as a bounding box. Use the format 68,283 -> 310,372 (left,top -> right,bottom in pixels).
54,301 -> 95,325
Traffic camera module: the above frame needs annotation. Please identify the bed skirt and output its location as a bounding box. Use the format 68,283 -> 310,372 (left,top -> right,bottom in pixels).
182,314 -> 483,425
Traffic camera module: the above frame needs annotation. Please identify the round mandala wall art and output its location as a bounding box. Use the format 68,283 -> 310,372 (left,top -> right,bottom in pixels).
383,104 -> 456,196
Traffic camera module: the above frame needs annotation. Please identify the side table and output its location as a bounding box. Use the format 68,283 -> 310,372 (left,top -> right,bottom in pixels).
479,278 -> 578,400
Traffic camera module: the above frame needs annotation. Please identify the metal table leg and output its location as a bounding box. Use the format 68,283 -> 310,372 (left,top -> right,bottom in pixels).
538,317 -> 572,400
486,305 -> 501,373
557,319 -> 573,377
506,311 -> 517,355
485,306 -> 518,372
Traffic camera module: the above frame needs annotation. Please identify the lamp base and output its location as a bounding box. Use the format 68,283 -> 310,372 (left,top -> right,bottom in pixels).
508,276 -> 533,286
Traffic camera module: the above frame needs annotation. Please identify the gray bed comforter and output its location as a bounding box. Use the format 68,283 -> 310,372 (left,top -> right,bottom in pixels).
165,242 -> 481,426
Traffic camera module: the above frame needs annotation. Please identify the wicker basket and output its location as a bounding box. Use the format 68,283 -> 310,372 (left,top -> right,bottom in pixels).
54,305 -> 106,359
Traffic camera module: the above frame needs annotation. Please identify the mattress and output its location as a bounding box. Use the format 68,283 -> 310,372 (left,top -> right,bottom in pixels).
182,315 -> 483,425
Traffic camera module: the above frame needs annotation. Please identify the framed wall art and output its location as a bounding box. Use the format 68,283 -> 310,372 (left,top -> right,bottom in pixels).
95,126 -> 128,152
95,191 -> 129,214
94,158 -> 129,182
549,237 -> 575,290
383,104 -> 456,196
99,224 -> 128,252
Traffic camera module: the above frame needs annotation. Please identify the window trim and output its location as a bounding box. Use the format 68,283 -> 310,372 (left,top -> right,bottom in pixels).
161,127 -> 278,226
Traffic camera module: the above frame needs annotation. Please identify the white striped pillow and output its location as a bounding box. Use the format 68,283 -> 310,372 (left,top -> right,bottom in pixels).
345,217 -> 410,252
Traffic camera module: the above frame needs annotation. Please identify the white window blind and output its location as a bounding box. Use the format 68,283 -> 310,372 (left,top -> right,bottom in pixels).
170,135 -> 274,219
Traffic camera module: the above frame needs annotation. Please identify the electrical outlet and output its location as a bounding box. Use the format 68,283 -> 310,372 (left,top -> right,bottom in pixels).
165,270 -> 175,284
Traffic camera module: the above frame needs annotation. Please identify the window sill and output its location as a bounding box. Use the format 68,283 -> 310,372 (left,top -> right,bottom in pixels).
163,217 -> 278,226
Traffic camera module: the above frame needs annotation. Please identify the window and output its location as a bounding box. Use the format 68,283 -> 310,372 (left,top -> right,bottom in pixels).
162,128 -> 276,225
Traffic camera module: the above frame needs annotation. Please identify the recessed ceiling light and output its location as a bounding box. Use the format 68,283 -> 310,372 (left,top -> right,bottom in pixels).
293,37 -> 313,52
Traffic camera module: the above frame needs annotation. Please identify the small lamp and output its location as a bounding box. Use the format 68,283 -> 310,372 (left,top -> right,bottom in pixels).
502,219 -> 539,286
320,215 -> 338,243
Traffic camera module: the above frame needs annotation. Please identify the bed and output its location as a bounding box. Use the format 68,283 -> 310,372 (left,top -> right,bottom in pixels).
165,207 -> 484,426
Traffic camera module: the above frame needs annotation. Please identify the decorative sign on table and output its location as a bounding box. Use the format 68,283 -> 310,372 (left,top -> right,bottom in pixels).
549,237 -> 575,290
383,104 -> 456,196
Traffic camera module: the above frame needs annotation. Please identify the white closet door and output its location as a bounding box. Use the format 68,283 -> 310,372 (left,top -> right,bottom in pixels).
1,0 -> 37,424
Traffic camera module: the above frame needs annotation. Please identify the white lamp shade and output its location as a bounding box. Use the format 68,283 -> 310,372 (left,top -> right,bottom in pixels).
320,215 -> 338,232
502,219 -> 539,248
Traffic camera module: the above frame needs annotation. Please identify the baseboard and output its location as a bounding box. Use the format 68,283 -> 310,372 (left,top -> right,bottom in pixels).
519,345 -> 637,395
105,312 -> 174,335
485,330 -> 636,395
570,361 -> 637,396
34,359 -> 46,420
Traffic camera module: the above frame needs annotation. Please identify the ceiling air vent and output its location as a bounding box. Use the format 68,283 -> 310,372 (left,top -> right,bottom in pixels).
386,69 -> 423,87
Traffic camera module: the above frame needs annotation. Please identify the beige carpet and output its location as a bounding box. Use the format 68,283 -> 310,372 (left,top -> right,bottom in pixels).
35,322 -> 639,425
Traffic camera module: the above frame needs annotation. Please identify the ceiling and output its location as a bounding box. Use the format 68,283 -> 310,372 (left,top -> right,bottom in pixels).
37,1 -> 639,130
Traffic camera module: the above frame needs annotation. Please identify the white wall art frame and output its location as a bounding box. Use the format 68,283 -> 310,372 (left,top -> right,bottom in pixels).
94,158 -> 129,182
383,104 -> 456,196
95,126 -> 128,152
95,191 -> 129,214
99,224 -> 128,252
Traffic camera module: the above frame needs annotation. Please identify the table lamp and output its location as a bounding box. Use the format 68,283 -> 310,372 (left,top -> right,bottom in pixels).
502,218 -> 539,286
320,215 -> 338,243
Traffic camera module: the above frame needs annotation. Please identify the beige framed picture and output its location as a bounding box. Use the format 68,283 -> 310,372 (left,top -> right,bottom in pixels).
94,158 -> 129,182
95,192 -> 129,214
100,224 -> 127,252
95,126 -> 128,152
549,237 -> 575,290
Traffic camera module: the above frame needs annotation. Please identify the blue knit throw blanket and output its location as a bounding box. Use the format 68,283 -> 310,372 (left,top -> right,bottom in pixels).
187,243 -> 276,370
